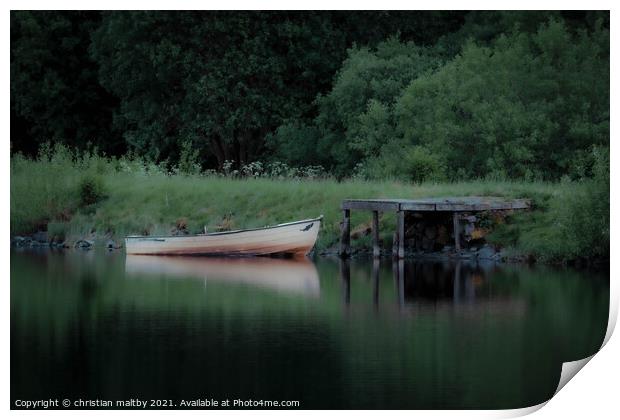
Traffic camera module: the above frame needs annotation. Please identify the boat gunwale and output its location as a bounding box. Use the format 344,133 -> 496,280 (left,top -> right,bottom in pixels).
125,216 -> 323,240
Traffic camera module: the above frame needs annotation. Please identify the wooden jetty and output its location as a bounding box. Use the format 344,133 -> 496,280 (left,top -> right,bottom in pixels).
339,196 -> 530,258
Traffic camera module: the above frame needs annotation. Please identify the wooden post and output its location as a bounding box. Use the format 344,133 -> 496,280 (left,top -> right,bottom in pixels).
397,210 -> 405,259
372,210 -> 380,258
453,212 -> 461,251
392,232 -> 398,258
339,209 -> 351,257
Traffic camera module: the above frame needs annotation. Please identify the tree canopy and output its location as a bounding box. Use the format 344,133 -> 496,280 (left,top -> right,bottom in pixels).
11,11 -> 609,180
11,11 -> 119,155
272,14 -> 609,180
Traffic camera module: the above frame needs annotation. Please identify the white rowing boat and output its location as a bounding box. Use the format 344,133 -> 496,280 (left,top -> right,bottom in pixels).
125,216 -> 322,257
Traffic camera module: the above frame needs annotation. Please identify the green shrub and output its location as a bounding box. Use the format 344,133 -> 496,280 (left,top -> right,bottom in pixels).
401,146 -> 446,183
493,146 -> 610,262
175,139 -> 201,175
361,142 -> 445,182
555,146 -> 609,258
78,174 -> 107,206
266,122 -> 324,167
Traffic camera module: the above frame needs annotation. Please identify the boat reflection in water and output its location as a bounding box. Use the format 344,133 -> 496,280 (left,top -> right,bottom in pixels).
125,255 -> 320,298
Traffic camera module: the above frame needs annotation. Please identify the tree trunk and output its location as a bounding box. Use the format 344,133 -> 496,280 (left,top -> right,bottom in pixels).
238,137 -> 247,166
209,136 -> 225,168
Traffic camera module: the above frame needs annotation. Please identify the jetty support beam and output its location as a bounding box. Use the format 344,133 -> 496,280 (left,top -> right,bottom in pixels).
453,212 -> 461,251
339,209 -> 351,257
396,210 -> 405,259
372,211 -> 380,258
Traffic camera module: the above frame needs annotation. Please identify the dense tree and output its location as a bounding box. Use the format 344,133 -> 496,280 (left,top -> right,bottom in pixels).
272,15 -> 609,181
10,11 -> 120,155
268,38 -> 443,175
10,10 -> 609,181
395,18 -> 609,180
89,11 -> 464,167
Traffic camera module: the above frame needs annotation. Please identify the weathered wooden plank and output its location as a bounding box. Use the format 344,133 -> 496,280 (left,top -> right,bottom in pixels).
372,211 -> 380,258
399,202 -> 436,211
483,202 -> 513,210
436,203 -> 477,211
422,200 -> 528,211
341,200 -> 400,211
344,197 -> 529,212
339,209 -> 350,257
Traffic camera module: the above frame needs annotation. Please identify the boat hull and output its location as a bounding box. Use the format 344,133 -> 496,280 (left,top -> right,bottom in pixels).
125,217 -> 321,257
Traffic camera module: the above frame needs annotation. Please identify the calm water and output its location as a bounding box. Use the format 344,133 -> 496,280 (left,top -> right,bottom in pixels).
11,250 -> 609,409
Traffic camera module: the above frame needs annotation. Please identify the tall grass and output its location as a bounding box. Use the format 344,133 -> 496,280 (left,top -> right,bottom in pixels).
10,145 -> 609,262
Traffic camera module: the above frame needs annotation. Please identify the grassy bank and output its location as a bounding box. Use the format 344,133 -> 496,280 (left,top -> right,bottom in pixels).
10,148 -> 609,263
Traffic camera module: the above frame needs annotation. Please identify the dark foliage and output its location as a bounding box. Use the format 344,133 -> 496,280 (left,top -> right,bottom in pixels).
11,10 -> 609,181
11,11 -> 122,155
78,174 -> 107,207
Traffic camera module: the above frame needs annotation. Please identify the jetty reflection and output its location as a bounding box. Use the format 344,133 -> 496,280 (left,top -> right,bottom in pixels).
339,259 -> 527,316
125,255 -> 320,297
